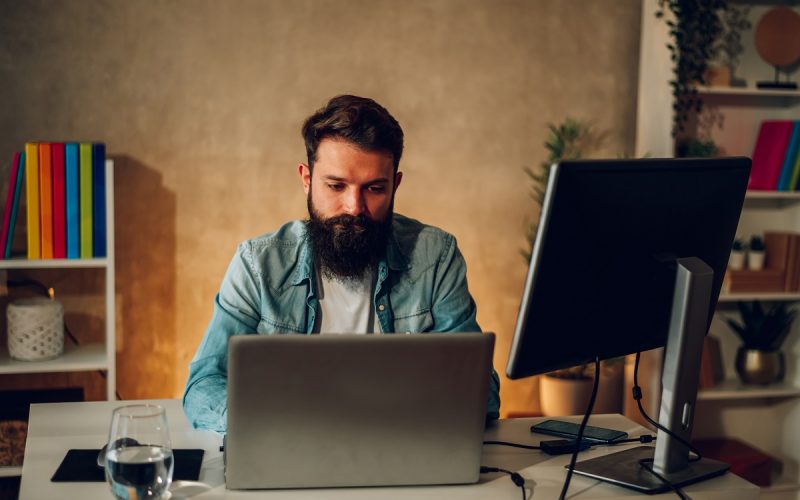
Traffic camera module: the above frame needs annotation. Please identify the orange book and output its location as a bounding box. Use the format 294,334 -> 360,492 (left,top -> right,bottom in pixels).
24,143 -> 40,259
38,143 -> 53,258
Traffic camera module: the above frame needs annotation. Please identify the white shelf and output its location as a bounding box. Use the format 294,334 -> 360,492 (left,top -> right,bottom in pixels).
0,257 -> 110,269
745,191 -> 800,201
698,380 -> 800,401
718,293 -> 800,302
0,342 -> 108,375
0,466 -> 22,478
761,473 -> 800,495
696,85 -> 800,98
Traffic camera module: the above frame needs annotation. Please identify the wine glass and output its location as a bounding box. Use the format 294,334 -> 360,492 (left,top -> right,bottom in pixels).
104,404 -> 174,499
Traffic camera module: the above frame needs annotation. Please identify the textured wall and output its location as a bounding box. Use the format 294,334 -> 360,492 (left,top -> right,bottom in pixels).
0,0 -> 641,415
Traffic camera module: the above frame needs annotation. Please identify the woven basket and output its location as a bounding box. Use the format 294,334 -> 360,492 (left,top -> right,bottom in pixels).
6,298 -> 64,361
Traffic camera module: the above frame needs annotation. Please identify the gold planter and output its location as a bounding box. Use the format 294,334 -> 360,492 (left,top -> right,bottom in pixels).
734,348 -> 785,385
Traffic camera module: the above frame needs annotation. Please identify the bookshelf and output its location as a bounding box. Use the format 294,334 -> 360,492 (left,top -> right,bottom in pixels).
0,160 -> 115,400
637,2 -> 800,496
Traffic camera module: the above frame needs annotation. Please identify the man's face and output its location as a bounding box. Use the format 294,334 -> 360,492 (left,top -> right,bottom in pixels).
299,138 -> 401,222
299,138 -> 403,280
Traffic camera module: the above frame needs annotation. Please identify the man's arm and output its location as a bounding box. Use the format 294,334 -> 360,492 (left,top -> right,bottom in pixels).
183,244 -> 261,433
430,234 -> 501,420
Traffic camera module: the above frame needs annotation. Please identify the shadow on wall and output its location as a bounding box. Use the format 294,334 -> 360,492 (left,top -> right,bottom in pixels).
113,155 -> 177,400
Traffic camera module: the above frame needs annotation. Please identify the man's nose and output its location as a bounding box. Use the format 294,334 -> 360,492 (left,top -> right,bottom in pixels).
343,189 -> 366,216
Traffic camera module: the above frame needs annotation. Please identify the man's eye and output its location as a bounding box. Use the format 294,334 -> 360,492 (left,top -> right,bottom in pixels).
368,185 -> 386,193
327,184 -> 344,191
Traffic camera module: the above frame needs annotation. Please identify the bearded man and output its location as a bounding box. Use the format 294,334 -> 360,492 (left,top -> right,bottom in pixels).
183,95 -> 500,432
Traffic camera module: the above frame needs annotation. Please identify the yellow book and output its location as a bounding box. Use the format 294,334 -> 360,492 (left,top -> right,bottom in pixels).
38,143 -> 53,259
79,143 -> 93,258
24,143 -> 40,259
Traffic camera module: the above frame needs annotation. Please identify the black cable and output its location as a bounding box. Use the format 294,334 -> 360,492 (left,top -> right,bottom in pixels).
483,440 -> 540,450
558,356 -> 600,500
632,352 -> 698,499
480,466 -> 526,500
632,352 -> 703,461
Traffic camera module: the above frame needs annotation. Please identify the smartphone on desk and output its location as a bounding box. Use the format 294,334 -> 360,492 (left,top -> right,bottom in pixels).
531,419 -> 628,444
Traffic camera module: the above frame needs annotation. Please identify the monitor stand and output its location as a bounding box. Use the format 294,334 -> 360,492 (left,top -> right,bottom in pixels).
572,257 -> 729,493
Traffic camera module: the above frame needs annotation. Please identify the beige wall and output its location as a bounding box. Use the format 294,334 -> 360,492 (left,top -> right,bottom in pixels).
0,0 -> 641,415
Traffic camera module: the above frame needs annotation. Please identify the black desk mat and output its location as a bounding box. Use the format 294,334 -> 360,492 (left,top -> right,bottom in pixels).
51,449 -> 204,482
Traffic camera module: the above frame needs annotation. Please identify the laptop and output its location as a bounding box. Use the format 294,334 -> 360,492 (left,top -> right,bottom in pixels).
225,332 -> 494,489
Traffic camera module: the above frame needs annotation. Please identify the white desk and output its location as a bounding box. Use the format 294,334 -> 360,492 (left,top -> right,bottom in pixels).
19,399 -> 759,499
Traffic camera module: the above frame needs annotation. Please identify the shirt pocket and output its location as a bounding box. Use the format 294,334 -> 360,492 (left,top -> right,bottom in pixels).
393,309 -> 434,333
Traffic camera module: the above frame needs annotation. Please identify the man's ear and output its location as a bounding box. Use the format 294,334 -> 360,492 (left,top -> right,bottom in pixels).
393,171 -> 403,194
299,163 -> 311,195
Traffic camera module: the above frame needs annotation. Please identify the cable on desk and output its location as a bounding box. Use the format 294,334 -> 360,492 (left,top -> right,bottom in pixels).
558,355 -> 600,500
483,440 -> 540,450
632,351 -> 698,499
480,466 -> 526,500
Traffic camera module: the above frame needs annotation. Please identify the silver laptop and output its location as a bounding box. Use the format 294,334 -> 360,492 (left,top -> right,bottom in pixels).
225,332 -> 494,490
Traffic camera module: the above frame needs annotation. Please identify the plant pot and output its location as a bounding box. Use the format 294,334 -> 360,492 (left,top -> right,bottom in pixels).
728,250 -> 745,271
539,364 -> 624,416
747,251 -> 765,271
734,347 -> 784,385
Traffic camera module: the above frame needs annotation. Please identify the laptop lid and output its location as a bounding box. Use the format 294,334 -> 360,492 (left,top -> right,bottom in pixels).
225,332 -> 494,489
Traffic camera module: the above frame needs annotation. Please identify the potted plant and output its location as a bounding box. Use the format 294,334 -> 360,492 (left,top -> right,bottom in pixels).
711,4 -> 752,88
748,235 -> 765,270
539,361 -> 624,417
725,301 -> 796,384
655,0 -> 728,137
728,237 -> 745,270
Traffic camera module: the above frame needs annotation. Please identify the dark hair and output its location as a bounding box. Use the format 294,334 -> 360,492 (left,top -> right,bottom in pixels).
302,95 -> 404,171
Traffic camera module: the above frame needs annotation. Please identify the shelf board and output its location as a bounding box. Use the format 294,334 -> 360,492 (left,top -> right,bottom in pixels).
0,343 -> 108,374
0,258 -> 110,270
696,85 -> 800,98
745,191 -> 800,200
0,466 -> 22,478
718,292 -> 800,302
698,380 -> 800,400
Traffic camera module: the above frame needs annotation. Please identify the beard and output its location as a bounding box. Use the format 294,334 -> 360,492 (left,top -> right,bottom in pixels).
305,192 -> 393,282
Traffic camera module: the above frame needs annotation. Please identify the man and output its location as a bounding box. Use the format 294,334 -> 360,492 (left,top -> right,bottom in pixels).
183,95 -> 500,432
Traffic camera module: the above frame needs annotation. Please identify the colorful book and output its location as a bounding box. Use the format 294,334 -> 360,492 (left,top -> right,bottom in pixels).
52,143 -> 66,258
24,143 -> 40,259
0,153 -> 22,258
92,143 -> 106,257
5,153 -> 25,258
38,143 -> 53,259
749,120 -> 795,190
79,143 -> 93,258
777,122 -> 800,191
65,143 -> 80,258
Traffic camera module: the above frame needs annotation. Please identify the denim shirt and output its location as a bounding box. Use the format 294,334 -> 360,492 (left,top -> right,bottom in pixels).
183,214 -> 501,433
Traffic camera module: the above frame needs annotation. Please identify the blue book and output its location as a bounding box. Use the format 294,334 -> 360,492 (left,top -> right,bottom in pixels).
91,143 -> 106,257
777,122 -> 800,191
4,152 -> 25,258
65,143 -> 81,258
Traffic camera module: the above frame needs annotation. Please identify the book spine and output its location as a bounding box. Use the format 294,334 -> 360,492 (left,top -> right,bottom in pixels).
6,153 -> 25,258
92,143 -> 106,257
778,123 -> 800,191
79,143 -> 93,258
65,143 -> 80,258
0,152 -> 21,258
38,143 -> 53,259
24,142 -> 40,259
52,143 -> 66,259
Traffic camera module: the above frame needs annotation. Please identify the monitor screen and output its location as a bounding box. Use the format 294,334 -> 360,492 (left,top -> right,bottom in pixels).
506,157 -> 750,379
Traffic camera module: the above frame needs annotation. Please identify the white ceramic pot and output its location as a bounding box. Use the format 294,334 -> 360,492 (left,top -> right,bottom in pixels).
748,250 -> 765,271
728,250 -> 745,270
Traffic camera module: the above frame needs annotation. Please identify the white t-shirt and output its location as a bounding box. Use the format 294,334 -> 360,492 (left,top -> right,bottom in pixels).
316,268 -> 381,334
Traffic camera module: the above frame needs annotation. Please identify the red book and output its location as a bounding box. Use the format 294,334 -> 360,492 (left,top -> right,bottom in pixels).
749,121 -> 795,190
38,143 -> 53,259
51,143 -> 66,258
0,152 -> 22,257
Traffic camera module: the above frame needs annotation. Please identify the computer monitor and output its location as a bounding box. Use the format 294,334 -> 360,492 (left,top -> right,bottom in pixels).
506,157 -> 751,492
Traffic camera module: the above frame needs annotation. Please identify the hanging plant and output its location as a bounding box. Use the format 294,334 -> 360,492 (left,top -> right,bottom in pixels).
656,0 -> 728,137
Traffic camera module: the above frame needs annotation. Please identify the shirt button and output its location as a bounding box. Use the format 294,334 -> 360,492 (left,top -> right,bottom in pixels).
378,304 -> 385,312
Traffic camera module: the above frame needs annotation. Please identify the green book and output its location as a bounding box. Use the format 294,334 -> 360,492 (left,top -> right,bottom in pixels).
79,143 -> 93,258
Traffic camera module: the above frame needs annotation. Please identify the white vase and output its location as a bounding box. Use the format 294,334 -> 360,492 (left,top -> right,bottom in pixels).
748,250 -> 765,271
728,250 -> 745,270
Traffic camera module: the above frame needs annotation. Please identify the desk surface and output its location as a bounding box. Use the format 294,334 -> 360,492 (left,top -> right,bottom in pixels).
19,399 -> 758,499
